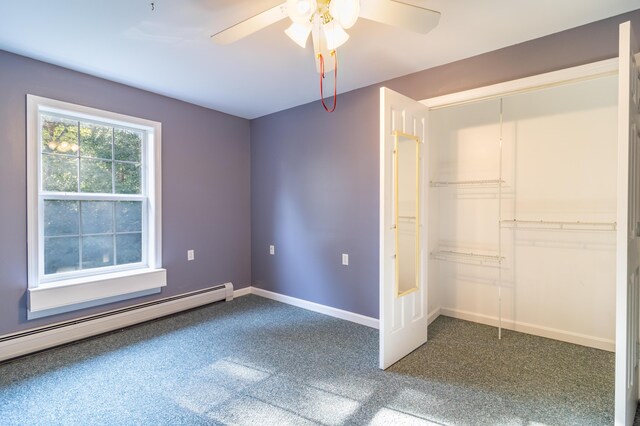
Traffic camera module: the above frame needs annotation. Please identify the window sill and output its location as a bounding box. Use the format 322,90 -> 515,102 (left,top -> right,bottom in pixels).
28,268 -> 167,319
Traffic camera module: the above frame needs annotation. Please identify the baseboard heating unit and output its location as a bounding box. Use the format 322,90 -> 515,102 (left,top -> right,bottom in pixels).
0,283 -> 234,363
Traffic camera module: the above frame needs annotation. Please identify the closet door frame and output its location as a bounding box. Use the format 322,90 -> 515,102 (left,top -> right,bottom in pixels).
615,20 -> 640,426
422,45 -> 640,426
422,59 -> 616,111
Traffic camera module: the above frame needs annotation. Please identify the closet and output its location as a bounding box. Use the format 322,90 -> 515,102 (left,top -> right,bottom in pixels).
428,75 -> 618,350
378,19 -> 640,426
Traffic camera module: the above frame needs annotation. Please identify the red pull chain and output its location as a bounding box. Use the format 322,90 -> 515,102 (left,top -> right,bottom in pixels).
319,50 -> 338,113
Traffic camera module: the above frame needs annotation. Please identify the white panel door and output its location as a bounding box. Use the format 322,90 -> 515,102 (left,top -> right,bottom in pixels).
379,87 -> 429,369
616,20 -> 640,426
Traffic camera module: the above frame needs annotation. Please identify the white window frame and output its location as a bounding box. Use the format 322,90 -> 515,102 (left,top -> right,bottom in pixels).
26,95 -> 165,319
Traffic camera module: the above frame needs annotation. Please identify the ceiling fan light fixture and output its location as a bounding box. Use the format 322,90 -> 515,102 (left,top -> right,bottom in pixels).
286,0 -> 317,24
329,0 -> 359,29
322,20 -> 349,51
285,22 -> 312,48
211,0 -> 441,113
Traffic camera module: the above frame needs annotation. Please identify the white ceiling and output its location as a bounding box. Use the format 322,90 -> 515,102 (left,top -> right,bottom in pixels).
0,0 -> 638,119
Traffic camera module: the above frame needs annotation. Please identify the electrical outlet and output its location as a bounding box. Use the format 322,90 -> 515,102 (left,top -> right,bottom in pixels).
187,249 -> 195,261
342,253 -> 349,266
269,245 -> 275,255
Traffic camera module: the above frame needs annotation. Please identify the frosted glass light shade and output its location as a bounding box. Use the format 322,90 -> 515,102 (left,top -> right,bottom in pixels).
329,0 -> 359,29
322,21 -> 349,50
285,22 -> 312,48
286,0 -> 317,24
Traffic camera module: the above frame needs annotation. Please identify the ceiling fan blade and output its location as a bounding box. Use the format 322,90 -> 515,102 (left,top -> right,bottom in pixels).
359,0 -> 440,34
211,2 -> 288,45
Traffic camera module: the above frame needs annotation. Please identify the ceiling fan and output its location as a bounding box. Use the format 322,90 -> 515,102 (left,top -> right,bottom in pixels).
211,0 -> 440,112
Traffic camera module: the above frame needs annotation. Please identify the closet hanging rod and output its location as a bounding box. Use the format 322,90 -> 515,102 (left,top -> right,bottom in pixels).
430,179 -> 506,187
500,219 -> 617,231
430,249 -> 504,266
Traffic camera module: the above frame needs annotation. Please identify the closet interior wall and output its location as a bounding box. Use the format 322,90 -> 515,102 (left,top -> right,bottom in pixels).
427,75 -> 618,350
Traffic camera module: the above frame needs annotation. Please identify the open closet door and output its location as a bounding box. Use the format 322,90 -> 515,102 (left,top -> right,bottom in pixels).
615,20 -> 640,426
379,87 -> 429,369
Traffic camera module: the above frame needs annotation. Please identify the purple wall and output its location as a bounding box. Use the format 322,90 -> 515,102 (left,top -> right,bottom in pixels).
251,88 -> 380,317
0,50 -> 251,335
2,9 -> 640,336
250,9 -> 640,319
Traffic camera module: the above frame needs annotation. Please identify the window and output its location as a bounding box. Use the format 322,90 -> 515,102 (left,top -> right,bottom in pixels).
27,95 -> 165,319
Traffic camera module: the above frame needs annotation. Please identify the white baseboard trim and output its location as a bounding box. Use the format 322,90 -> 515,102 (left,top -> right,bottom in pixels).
233,286 -> 252,298
0,283 -> 233,363
427,308 -> 441,326
251,287 -> 379,329
440,307 -> 615,352
240,287 -> 442,331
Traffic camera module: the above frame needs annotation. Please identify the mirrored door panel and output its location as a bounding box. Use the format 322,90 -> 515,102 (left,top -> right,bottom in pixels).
395,131 -> 420,297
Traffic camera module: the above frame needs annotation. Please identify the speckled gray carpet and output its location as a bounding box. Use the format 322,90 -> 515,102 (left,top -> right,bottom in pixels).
0,295 -> 615,425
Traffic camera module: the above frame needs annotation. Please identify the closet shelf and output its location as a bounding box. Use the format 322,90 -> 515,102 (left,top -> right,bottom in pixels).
500,219 -> 617,231
430,250 -> 504,266
396,216 -> 417,227
430,179 -> 506,188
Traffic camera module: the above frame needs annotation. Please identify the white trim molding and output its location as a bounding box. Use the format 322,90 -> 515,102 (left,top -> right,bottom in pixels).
250,287 -> 379,329
26,95 -> 164,319
440,307 -> 614,352
28,268 -> 167,319
427,307 -> 441,326
233,286 -> 252,298
233,286 -> 443,331
421,57 -> 618,110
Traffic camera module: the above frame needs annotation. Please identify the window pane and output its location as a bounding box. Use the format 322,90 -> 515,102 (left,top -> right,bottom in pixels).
81,201 -> 113,235
41,115 -> 78,155
114,129 -> 142,162
115,162 -> 141,194
80,123 -> 112,160
82,235 -> 114,269
44,236 -> 80,274
44,200 -> 79,236
116,233 -> 142,265
80,158 -> 113,193
42,154 -> 78,192
115,201 -> 142,232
